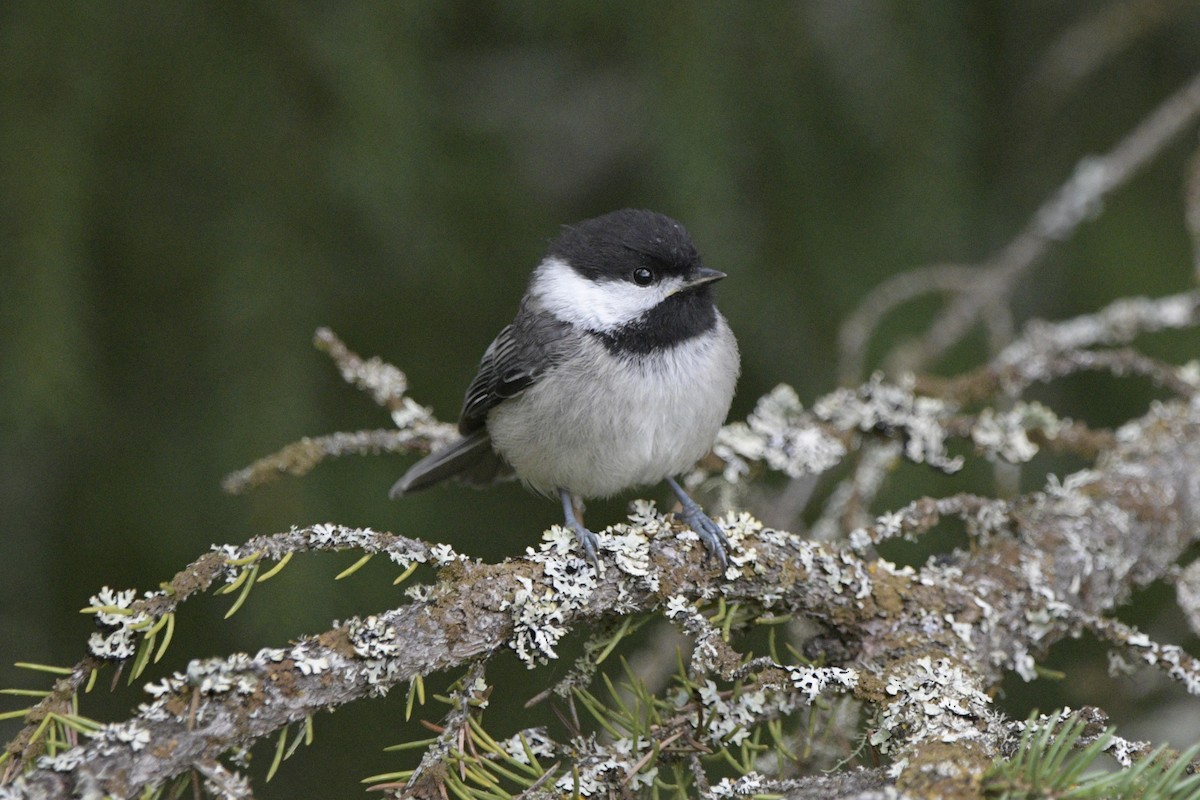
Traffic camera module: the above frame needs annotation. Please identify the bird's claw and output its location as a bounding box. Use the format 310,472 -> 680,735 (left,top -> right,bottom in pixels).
568,522 -> 600,567
559,489 -> 600,567
663,477 -> 730,569
678,506 -> 730,569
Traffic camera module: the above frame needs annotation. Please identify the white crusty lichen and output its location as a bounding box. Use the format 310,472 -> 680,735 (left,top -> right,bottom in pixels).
507,571 -> 573,667
1178,359 -> 1200,388
848,509 -> 907,551
665,594 -> 860,744
1086,615 -> 1200,696
135,640 -> 334,741
293,648 -> 332,676
211,524 -> 437,580
428,542 -> 464,565
814,373 -> 963,473
712,384 -> 847,482
995,292 -> 1200,374
498,728 -> 557,766
662,597 -> 727,674
89,721 -> 152,753
663,594 -> 693,620
389,395 -> 436,430
504,527 -> 599,666
709,773 -> 778,798
552,734 -> 659,795
710,775 -> 761,798
1041,469 -> 1102,509
970,402 -> 1062,464
819,549 -> 875,603
713,511 -> 770,582
200,763 -> 254,800
346,614 -> 404,691
787,665 -> 860,702
848,494 -> 1014,552
695,679 -> 800,746
505,505 -> 687,668
36,720 -> 154,773
507,525 -> 605,667
503,508 -> 819,668
871,656 -> 995,754
290,523 -> 434,571
464,674 -> 490,709
38,747 -> 89,773
86,586 -> 161,661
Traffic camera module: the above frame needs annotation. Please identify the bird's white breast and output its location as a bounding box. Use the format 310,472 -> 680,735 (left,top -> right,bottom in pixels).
486,319 -> 739,498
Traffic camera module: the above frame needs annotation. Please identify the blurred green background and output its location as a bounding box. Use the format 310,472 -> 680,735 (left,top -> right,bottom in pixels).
3,1 -> 1200,795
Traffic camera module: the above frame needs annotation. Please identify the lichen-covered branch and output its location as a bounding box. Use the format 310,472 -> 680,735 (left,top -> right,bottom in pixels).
221,329 -> 456,494
5,382 -> 1200,797
220,428 -> 452,495
917,291 -> 1200,404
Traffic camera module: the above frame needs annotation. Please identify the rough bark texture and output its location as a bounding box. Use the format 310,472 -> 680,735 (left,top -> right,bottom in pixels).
4,394 -> 1199,799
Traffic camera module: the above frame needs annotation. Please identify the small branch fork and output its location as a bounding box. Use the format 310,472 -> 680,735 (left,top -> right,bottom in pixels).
838,69 -> 1200,385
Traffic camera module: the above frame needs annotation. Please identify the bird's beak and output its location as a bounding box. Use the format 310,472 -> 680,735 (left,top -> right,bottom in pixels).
682,267 -> 726,290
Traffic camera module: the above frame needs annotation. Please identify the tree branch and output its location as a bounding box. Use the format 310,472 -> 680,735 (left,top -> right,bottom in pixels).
4,377 -> 1199,797
838,69 -> 1200,384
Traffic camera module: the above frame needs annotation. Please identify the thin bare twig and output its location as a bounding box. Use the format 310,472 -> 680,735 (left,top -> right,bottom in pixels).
1026,0 -> 1190,108
906,70 -> 1200,370
837,263 -> 978,385
221,330 -> 456,494
1187,140 -> 1200,282
220,428 -> 452,494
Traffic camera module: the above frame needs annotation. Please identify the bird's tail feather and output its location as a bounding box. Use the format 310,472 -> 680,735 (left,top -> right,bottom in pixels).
389,430 -> 510,498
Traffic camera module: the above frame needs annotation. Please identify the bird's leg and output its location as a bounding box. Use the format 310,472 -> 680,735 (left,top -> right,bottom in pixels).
665,477 -> 729,568
559,488 -> 599,565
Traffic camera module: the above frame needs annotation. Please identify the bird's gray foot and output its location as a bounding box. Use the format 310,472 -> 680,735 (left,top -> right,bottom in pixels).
666,477 -> 729,568
559,489 -> 599,566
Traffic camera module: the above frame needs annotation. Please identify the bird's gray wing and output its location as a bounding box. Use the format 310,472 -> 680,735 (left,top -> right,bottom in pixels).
390,307 -> 574,497
458,307 -> 575,434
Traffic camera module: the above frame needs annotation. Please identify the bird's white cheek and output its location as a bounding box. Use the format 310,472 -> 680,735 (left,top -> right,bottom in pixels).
531,257 -> 666,330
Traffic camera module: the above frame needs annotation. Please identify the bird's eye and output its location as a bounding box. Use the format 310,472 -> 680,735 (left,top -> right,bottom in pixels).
632,267 -> 654,286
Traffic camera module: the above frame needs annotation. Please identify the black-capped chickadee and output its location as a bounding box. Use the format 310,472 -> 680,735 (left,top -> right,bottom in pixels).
390,209 -> 739,566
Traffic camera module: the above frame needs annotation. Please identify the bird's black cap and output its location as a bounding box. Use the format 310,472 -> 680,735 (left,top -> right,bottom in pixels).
547,209 -> 701,282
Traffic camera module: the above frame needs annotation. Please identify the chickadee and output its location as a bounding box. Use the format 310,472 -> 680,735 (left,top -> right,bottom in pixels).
390,209 -> 739,566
